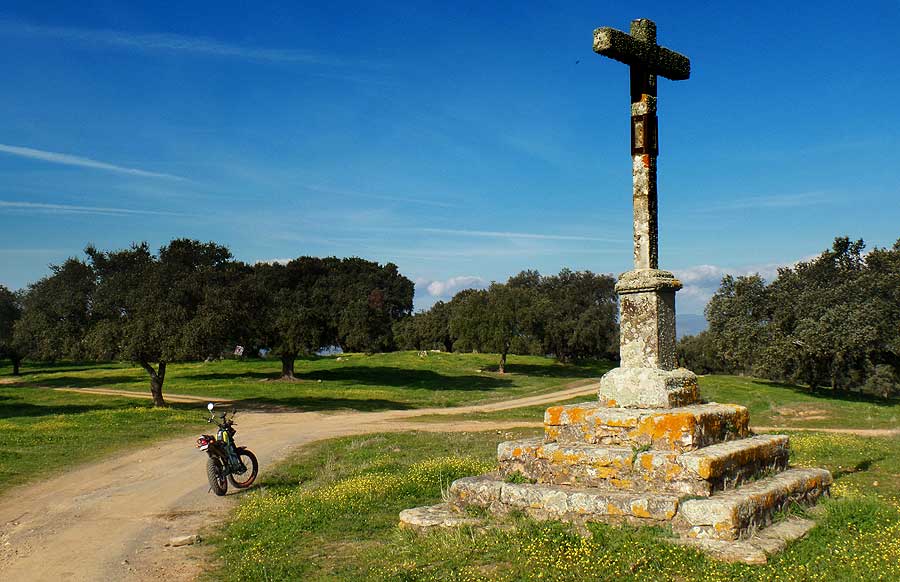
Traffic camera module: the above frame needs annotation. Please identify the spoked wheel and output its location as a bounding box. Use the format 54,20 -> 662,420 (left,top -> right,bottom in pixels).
207,457 -> 228,496
228,448 -> 259,489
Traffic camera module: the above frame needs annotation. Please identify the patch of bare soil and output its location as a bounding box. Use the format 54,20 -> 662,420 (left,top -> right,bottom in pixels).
773,404 -> 830,422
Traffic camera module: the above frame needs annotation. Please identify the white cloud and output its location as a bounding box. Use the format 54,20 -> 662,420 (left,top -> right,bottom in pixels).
419,275 -> 488,298
673,258 -> 813,312
1,20 -> 342,65
0,200 -> 180,216
0,144 -> 185,180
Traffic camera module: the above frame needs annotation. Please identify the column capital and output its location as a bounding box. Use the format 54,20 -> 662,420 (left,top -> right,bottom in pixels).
615,268 -> 682,295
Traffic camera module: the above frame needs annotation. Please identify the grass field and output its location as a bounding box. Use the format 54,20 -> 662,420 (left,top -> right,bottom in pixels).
0,386 -> 199,492
413,375 -> 900,429
2,354 -> 899,579
208,427 -> 900,582
1,352 -> 612,411
0,353 -> 607,493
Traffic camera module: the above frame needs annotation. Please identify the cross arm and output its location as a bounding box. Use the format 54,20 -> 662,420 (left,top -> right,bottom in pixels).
593,27 -> 690,81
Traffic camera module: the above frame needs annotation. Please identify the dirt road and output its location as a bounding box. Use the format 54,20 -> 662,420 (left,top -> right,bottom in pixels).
0,382 -> 598,581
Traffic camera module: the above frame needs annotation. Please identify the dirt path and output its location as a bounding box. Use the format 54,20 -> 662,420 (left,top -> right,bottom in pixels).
52,387 -> 233,404
0,382 -> 598,581
752,426 -> 900,437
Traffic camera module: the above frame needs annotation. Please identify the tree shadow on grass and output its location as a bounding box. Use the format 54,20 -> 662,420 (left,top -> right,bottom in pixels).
231,396 -> 414,413
751,379 -> 900,408
296,366 -> 511,391
16,362 -> 131,375
482,362 -> 612,379
184,371 -> 276,382
832,457 -> 885,480
0,393 -> 199,420
16,374 -> 145,390
184,366 -> 512,392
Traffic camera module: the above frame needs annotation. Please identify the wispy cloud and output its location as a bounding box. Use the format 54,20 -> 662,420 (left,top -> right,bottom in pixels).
0,144 -> 186,180
0,200 -> 181,217
705,192 -> 829,211
416,227 -> 622,243
0,20 -> 344,65
303,185 -> 458,208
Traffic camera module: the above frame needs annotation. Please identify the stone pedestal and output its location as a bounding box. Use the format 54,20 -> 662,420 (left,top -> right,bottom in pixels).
616,269 -> 679,369
401,398 -> 833,563
598,269 -> 698,408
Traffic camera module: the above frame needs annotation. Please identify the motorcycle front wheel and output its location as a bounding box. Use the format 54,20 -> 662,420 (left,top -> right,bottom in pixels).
207,457 -> 228,496
228,448 -> 259,489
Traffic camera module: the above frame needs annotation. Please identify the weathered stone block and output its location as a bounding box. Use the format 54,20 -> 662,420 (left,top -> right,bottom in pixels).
599,366 -> 698,408
544,402 -> 749,451
615,269 -> 681,370
677,434 -> 789,486
399,504 -> 480,531
448,474 -> 679,524
498,434 -> 788,496
448,475 -> 503,511
677,467 -> 832,540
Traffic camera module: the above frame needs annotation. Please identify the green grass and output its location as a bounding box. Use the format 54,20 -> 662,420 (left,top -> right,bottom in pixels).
0,353 -> 606,494
700,375 -> 900,429
4,353 -> 612,411
412,374 -> 900,429
208,428 -> 900,581
0,386 -> 201,492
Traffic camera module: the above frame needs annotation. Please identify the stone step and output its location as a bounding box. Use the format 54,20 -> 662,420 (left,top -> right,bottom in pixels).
448,474 -> 679,524
497,434 -> 789,496
544,401 -> 749,451
679,517 -> 817,565
399,503 -> 480,531
677,467 -> 832,540
677,434 -> 790,489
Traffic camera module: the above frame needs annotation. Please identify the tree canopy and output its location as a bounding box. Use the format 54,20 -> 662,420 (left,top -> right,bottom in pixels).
395,268 -> 618,372
0,285 -> 23,375
683,237 -> 900,398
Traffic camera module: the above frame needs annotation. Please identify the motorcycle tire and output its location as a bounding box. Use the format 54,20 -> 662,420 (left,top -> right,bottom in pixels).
228,448 -> 259,489
207,456 -> 228,496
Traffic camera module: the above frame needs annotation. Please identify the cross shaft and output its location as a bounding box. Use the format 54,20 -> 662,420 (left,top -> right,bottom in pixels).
594,19 -> 690,270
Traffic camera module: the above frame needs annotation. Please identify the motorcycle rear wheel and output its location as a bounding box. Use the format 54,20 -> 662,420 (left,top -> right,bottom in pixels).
207,457 -> 228,496
228,448 -> 259,489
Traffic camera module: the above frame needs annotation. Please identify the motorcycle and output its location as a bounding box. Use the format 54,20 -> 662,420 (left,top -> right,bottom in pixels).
196,402 -> 259,496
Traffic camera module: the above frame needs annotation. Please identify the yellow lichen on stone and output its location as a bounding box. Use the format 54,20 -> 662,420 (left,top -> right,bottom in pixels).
635,411 -> 696,448
665,464 -> 683,480
631,500 -> 652,518
697,458 -> 713,479
594,467 -> 619,479
545,406 -> 564,426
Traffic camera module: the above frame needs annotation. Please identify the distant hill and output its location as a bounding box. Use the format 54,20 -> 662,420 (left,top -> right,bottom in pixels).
677,313 -> 707,338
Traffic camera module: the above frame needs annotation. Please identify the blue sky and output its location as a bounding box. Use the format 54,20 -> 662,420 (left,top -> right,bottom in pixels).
1,1 -> 898,316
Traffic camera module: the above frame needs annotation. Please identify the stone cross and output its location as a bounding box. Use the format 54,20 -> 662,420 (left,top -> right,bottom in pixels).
593,19 -> 699,409
593,18 -> 689,270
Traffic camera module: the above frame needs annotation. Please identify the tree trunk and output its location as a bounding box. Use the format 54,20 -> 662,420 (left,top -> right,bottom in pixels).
12,357 -> 20,376
498,350 -> 507,374
140,359 -> 167,407
281,353 -> 297,380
